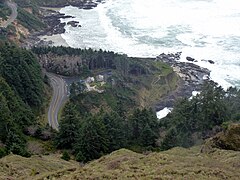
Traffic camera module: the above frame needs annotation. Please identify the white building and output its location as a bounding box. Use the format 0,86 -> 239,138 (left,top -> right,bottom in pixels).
96,75 -> 104,82
86,77 -> 95,83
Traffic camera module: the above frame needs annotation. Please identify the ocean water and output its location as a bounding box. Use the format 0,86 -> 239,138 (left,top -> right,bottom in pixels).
60,0 -> 240,89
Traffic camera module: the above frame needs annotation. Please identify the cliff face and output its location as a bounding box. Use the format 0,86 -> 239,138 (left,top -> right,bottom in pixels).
38,53 -> 84,76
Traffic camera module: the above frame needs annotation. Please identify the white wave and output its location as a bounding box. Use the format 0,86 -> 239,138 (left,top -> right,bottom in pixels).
59,0 -> 240,88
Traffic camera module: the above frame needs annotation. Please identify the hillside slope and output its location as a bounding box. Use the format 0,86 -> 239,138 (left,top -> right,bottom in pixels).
62,147 -> 240,179
1,146 -> 239,179
0,154 -> 78,179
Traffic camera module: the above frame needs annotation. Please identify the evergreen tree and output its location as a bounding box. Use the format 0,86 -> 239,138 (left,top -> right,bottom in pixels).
74,116 -> 109,162
61,150 -> 70,161
0,77 -> 34,128
0,44 -> 44,107
101,112 -> 126,151
0,93 -> 12,142
55,104 -> 80,149
128,108 -> 159,145
5,130 -> 30,157
160,128 -> 178,150
140,123 -> 157,147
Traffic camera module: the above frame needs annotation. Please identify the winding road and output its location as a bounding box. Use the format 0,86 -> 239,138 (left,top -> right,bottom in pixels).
47,73 -> 69,130
0,0 -> 18,28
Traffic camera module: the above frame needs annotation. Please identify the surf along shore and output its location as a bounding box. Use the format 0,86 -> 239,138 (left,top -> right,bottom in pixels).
23,0 -> 212,117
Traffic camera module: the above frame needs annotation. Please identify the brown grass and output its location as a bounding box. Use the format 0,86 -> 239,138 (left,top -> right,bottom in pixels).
1,146 -> 240,180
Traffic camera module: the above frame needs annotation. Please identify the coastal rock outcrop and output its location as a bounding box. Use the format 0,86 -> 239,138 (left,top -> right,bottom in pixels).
22,1 -> 104,48
155,52 -> 210,110
67,21 -> 79,27
186,56 -> 195,62
37,0 -> 103,9
201,59 -> 215,64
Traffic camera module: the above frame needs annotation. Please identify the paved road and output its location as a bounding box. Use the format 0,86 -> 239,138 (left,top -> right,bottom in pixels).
47,73 -> 69,130
0,1 -> 18,28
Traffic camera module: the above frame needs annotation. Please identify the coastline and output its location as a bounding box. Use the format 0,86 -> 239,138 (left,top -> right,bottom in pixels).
26,2 -> 212,117
37,6 -> 69,47
23,1 -> 104,48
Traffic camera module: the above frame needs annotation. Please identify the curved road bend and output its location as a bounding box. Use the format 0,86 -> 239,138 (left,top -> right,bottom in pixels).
0,1 -> 18,28
47,73 -> 69,130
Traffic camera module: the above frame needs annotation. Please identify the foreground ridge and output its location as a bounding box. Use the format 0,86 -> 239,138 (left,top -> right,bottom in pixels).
1,146 -> 240,179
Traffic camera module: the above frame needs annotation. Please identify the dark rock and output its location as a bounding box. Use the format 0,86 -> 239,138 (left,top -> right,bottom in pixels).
82,2 -> 98,9
186,56 -> 195,62
201,59 -> 215,64
155,52 -> 211,113
208,60 -> 215,64
22,0 -> 105,48
67,21 -> 79,27
157,52 -> 182,63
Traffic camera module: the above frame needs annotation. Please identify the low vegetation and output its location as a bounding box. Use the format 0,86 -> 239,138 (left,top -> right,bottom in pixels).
1,144 -> 240,179
17,7 -> 46,31
68,147 -> 240,179
0,153 -> 78,179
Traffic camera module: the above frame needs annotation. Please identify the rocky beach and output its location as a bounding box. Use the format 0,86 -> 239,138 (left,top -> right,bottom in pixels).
22,0 -> 104,48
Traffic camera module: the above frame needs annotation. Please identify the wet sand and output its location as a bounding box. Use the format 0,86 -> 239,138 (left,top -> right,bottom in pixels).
39,34 -> 69,47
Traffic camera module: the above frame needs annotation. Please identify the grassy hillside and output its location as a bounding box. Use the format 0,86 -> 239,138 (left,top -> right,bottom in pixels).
17,7 -> 46,32
69,147 -> 240,180
1,146 -> 239,179
0,153 -> 78,179
1,124 -> 240,179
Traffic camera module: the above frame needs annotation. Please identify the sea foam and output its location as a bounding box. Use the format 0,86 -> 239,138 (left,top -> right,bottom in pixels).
60,0 -> 240,88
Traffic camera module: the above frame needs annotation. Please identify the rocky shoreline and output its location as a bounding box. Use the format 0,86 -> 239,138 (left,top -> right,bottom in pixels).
155,52 -> 211,111
22,0 -> 104,48
20,0 -> 213,113
40,0 -> 104,9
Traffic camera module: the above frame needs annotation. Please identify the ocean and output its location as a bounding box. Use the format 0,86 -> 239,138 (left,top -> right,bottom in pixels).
60,0 -> 240,89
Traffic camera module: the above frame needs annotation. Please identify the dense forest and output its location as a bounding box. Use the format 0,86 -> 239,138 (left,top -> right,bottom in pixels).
32,46 -> 150,76
55,103 -> 159,162
1,42 -> 239,164
0,43 -> 45,157
54,80 -> 240,162
160,81 -> 240,149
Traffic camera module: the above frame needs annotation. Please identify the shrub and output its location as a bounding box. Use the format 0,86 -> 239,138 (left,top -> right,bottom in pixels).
61,150 -> 70,161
